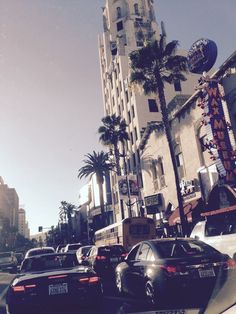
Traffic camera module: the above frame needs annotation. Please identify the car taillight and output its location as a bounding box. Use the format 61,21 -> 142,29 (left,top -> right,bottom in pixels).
96,255 -> 106,260
12,284 -> 36,293
160,265 -> 178,274
225,258 -> 236,270
121,253 -> 128,258
79,276 -> 100,284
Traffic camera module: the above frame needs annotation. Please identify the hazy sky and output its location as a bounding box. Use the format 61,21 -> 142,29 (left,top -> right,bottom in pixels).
0,0 -> 235,234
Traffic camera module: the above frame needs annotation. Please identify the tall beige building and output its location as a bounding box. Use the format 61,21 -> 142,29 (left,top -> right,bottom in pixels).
18,208 -> 30,239
0,177 -> 19,229
98,0 -> 199,222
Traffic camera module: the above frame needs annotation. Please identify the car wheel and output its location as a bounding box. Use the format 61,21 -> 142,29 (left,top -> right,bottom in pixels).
145,281 -> 157,305
116,272 -> 123,294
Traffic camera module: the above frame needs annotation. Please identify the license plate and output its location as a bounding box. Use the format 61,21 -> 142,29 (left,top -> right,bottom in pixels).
198,268 -> 215,278
110,257 -> 119,262
48,283 -> 68,295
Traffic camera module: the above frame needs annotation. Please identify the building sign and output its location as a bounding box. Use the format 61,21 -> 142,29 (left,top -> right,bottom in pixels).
187,38 -> 217,74
118,175 -> 139,200
201,81 -> 236,184
144,194 -> 162,215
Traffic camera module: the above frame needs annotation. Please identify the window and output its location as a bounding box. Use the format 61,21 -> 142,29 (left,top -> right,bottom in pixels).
117,21 -> 123,32
133,153 -> 136,168
116,7 -> 121,19
121,99 -> 124,111
199,135 -> 207,152
174,80 -> 182,92
134,127 -> 138,141
176,152 -> 184,179
148,99 -> 158,112
130,132 -> 134,145
128,244 -> 140,261
128,110 -> 131,123
137,243 -> 150,261
146,248 -> 155,261
125,91 -> 129,103
131,105 -> 135,118
134,3 -> 139,15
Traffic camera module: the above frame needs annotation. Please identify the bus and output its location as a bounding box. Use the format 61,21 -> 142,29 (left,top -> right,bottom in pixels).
94,217 -> 156,251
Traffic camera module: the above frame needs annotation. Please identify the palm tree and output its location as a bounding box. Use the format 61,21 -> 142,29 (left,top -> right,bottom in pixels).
60,201 -> 76,243
98,114 -> 129,176
78,151 -> 113,228
129,32 -> 188,236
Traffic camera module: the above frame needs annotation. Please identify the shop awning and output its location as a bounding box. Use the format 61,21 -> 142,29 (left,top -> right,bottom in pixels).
168,198 -> 203,226
201,204 -> 236,217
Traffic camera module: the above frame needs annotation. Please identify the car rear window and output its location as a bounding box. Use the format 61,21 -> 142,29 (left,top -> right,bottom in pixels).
68,244 -> 81,250
29,249 -> 54,257
81,246 -> 92,254
0,252 -> 12,258
154,240 -> 218,258
98,246 -> 125,256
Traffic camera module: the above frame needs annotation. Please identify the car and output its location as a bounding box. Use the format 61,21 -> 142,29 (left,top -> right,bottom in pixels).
24,247 -> 55,259
0,252 -> 18,273
85,244 -> 127,277
6,252 -> 103,314
55,244 -> 66,253
64,243 -> 82,253
76,245 -> 93,264
115,238 -> 236,306
190,220 -> 236,259
14,253 -> 24,265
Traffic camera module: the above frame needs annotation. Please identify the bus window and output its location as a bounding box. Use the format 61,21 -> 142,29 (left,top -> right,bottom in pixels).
129,224 -> 150,235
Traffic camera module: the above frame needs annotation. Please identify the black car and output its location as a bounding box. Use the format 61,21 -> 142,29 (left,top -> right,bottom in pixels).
85,245 -> 127,277
115,238 -> 236,306
6,253 -> 103,314
0,252 -> 18,273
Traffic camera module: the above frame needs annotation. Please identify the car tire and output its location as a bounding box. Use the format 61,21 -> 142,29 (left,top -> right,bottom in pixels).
115,272 -> 124,295
145,281 -> 157,305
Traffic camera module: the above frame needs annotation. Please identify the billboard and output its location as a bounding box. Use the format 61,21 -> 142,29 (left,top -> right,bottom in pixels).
118,175 -> 139,200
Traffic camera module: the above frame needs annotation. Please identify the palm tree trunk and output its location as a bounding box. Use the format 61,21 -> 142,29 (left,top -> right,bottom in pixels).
114,145 -> 121,176
97,178 -> 106,228
157,85 -> 187,236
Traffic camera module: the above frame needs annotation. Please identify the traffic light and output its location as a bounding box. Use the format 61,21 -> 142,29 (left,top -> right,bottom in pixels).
38,226 -> 43,232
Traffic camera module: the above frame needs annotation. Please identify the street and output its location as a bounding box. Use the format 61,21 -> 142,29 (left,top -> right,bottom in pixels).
2,271 -> 236,314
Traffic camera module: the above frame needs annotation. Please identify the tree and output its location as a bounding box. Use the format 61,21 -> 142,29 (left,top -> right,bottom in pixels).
98,114 -> 129,176
78,151 -> 113,228
59,201 -> 76,243
129,33 -> 188,235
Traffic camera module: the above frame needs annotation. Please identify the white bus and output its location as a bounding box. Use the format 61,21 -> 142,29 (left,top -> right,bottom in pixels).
94,217 -> 156,251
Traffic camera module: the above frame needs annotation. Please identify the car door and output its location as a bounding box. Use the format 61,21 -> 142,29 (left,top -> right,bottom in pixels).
125,243 -> 150,295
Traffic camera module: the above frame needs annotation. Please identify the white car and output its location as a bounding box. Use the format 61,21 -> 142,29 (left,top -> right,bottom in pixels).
64,243 -> 82,253
190,220 -> 236,259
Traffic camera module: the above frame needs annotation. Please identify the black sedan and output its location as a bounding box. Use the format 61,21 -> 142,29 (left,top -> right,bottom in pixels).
115,238 -> 236,307
6,253 -> 103,314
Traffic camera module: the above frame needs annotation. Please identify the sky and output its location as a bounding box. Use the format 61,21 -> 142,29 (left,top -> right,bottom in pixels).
0,0 -> 235,235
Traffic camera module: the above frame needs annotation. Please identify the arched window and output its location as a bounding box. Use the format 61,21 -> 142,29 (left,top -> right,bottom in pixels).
134,3 -> 139,15
117,7 -> 121,19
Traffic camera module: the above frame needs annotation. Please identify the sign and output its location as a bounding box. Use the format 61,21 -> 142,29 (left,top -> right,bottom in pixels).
187,38 -> 217,74
144,194 -> 162,215
118,175 -> 139,200
202,81 -> 236,184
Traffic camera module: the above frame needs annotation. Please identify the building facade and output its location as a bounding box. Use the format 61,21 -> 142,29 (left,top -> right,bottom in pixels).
0,177 -> 19,230
18,208 -> 30,239
139,51 -> 236,235
98,0 -> 200,223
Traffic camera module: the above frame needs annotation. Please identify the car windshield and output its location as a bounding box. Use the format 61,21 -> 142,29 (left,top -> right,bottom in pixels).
21,254 -> 79,272
154,240 -> 218,258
